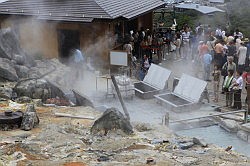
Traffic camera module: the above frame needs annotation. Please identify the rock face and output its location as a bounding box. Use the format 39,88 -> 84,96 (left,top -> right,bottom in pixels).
0,28 -> 34,66
12,54 -> 26,65
14,65 -> 29,78
0,58 -> 18,81
0,87 -> 13,99
15,79 -> 50,100
20,104 -> 39,131
91,107 -> 133,135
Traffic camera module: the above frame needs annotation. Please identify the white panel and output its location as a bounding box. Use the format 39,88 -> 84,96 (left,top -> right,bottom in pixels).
143,64 -> 171,90
110,51 -> 128,66
174,74 -> 207,102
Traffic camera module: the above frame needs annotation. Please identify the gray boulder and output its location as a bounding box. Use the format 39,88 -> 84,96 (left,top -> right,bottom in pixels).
193,137 -> 208,147
0,58 -> 18,81
16,96 -> 32,103
0,28 -> 24,60
20,104 -> 39,131
13,54 -> 25,65
0,28 -> 35,67
15,65 -> 29,78
0,87 -> 13,99
91,107 -> 133,135
15,79 -> 49,99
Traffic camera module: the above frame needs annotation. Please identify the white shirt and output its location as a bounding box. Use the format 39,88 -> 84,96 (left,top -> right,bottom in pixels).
144,59 -> 150,68
235,76 -> 243,89
238,46 -> 247,65
234,32 -> 243,39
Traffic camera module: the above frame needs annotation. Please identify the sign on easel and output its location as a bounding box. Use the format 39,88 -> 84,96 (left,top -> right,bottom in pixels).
110,51 -> 128,66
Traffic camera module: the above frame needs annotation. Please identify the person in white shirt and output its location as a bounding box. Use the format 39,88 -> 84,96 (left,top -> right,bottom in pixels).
230,70 -> 243,109
181,27 -> 190,59
234,29 -> 243,40
237,41 -> 247,71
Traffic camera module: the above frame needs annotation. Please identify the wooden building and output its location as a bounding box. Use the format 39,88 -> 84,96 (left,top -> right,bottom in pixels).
0,0 -> 164,66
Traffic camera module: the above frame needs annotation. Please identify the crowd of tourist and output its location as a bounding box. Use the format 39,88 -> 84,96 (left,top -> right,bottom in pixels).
123,24 -> 250,109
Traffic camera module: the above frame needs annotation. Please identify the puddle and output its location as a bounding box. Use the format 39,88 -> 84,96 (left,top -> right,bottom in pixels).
176,125 -> 250,157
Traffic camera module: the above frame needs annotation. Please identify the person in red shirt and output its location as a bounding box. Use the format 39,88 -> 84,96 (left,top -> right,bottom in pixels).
242,67 -> 250,105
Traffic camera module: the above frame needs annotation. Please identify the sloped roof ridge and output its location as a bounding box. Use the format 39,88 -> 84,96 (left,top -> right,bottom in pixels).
95,0 -> 164,19
93,0 -> 112,18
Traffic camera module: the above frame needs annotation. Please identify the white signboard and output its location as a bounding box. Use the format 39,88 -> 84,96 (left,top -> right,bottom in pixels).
110,51 -> 128,66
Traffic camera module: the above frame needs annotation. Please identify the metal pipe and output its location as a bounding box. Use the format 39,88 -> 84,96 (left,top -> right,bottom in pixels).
170,109 -> 247,123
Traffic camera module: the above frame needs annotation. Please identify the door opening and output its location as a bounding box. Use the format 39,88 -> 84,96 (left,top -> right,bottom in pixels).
58,29 -> 80,64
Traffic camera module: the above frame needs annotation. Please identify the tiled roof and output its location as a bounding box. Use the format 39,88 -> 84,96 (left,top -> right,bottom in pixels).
175,3 -> 224,14
0,0 -> 164,22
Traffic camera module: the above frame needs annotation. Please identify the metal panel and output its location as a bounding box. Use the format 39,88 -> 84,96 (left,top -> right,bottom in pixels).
143,64 -> 171,90
134,81 -> 160,99
173,74 -> 207,102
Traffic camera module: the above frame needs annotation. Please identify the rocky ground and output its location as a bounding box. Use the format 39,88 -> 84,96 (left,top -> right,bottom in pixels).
0,28 -> 250,166
0,101 -> 249,166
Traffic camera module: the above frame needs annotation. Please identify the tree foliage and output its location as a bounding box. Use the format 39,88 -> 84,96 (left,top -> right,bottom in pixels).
154,0 -> 250,37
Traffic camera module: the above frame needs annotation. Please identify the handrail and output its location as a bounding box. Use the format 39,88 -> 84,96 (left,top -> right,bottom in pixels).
170,109 -> 248,124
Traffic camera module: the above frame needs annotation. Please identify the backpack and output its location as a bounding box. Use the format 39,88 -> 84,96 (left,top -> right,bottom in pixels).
221,62 -> 228,76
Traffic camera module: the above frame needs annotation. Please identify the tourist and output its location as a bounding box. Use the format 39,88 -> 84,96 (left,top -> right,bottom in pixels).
230,70 -> 243,109
202,49 -> 212,81
221,56 -> 237,94
212,64 -> 221,102
139,54 -> 152,80
226,41 -> 236,63
234,29 -> 244,40
181,26 -> 190,59
244,38 -> 250,67
237,41 -> 247,71
206,35 -> 216,58
214,40 -> 224,69
174,32 -> 181,60
70,48 -> 85,80
223,69 -> 235,107
242,67 -> 250,105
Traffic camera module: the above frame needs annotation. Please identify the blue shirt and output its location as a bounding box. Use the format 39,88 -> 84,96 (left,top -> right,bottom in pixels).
73,49 -> 84,63
203,53 -> 212,65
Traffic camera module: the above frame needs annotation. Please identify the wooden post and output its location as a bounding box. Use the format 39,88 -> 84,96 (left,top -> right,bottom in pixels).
162,112 -> 169,126
111,75 -> 130,121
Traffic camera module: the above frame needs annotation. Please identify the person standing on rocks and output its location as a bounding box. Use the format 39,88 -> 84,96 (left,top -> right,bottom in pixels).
223,69 -> 235,107
214,40 -> 224,69
242,67 -> 250,106
71,48 -> 85,80
230,70 -> 243,109
202,49 -> 212,81
212,64 -> 221,102
237,41 -> 247,71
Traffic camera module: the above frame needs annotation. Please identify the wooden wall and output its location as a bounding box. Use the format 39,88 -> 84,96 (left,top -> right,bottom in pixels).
0,11 -> 153,66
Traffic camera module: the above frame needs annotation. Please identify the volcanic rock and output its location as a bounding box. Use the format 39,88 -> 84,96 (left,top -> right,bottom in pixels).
12,54 -> 25,65
20,104 -> 39,131
0,58 -> 18,81
15,65 -> 29,78
0,87 -> 13,99
91,107 -> 133,135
